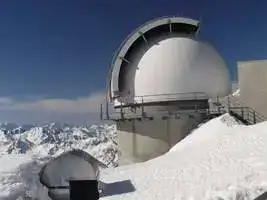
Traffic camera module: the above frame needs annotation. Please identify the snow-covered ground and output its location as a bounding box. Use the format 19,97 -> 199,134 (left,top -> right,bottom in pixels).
233,89 -> 240,97
0,123 -> 117,200
100,114 -> 267,200
0,154 -> 47,200
2,114 -> 267,199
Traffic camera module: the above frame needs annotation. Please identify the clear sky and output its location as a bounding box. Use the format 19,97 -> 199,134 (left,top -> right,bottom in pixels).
0,0 -> 266,124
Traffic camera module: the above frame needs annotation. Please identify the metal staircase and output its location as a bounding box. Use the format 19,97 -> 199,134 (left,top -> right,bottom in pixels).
209,95 -> 266,125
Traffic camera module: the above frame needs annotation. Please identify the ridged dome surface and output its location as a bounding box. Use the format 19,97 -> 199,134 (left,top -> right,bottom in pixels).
117,35 -> 230,104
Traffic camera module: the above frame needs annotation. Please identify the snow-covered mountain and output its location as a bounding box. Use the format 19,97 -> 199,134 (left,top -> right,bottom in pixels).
4,112 -> 267,200
0,122 -> 118,167
0,122 -> 118,200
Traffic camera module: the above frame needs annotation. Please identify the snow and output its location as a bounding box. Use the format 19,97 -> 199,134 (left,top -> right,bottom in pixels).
0,123 -> 118,167
2,114 -> 267,199
99,114 -> 267,200
0,154 -> 39,199
0,123 -> 117,200
168,113 -> 242,153
233,89 -> 240,97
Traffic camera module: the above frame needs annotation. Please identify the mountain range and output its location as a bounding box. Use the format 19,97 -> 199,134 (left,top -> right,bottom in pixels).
0,122 -> 118,167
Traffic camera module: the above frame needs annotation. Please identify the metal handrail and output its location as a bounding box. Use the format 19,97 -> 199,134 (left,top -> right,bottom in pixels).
118,92 -> 208,105
103,107 -> 209,121
230,107 -> 265,123
211,95 -> 266,119
101,92 -> 210,120
209,94 -> 266,124
135,92 -> 207,99
102,91 -> 266,124
227,95 -> 266,121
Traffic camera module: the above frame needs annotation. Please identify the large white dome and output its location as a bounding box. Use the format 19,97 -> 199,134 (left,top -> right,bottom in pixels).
134,36 -> 230,100
108,17 -> 231,105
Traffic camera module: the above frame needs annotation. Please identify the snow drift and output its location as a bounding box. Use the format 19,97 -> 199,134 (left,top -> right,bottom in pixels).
2,114 -> 267,199
100,114 -> 267,200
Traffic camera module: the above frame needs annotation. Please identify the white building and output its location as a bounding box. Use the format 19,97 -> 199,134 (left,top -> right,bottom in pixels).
237,59 -> 267,117
105,16 -> 231,164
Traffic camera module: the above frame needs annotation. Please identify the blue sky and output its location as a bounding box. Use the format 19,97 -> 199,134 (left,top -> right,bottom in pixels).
0,0 -> 266,124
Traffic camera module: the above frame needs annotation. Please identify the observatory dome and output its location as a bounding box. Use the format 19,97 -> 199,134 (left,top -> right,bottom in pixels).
108,17 -> 231,105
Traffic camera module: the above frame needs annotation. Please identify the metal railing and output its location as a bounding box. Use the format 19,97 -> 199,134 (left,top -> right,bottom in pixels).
116,92 -> 208,106
101,92 -> 209,120
101,92 -> 266,124
229,107 -> 265,125
209,95 -> 266,125
133,92 -> 208,103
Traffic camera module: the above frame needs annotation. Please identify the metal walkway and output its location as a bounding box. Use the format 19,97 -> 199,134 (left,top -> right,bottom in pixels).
100,92 -> 266,125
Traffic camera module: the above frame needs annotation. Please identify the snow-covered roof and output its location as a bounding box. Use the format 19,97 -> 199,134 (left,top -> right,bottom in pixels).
39,149 -> 106,189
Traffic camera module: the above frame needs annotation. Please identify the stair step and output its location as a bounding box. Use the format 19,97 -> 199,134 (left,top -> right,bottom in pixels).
209,96 -> 265,125
229,110 -> 251,125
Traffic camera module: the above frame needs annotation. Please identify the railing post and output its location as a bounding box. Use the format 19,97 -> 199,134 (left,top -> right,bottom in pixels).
141,97 -> 144,117
105,101 -> 109,120
253,111 -> 256,124
120,101 -> 124,120
227,96 -> 230,112
100,104 -> 103,120
241,107 -> 244,119
216,96 -> 220,113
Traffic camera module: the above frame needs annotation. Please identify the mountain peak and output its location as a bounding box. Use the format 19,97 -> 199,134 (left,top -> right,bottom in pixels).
0,123 -> 118,167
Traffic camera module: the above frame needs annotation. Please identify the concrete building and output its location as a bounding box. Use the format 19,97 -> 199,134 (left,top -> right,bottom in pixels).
237,60 -> 267,117
104,16 -> 231,164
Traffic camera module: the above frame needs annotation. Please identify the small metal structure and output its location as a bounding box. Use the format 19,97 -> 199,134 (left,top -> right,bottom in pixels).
39,149 -> 106,200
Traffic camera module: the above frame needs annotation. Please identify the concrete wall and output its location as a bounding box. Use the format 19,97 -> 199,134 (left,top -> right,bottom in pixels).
117,112 -> 206,165
238,60 -> 267,117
